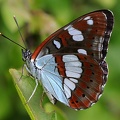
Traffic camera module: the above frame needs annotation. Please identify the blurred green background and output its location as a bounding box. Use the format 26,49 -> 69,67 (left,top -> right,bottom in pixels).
0,0 -> 120,120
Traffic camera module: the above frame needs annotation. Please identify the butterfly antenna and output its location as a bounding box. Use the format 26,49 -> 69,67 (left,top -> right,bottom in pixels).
0,33 -> 26,50
13,15 -> 28,49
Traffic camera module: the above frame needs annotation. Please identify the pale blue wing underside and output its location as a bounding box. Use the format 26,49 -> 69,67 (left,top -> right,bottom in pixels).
35,54 -> 69,106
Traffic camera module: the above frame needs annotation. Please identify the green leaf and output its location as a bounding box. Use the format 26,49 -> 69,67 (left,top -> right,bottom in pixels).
9,68 -> 57,120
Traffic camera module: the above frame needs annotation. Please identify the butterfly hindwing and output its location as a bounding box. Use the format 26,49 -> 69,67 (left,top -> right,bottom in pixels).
54,53 -> 104,109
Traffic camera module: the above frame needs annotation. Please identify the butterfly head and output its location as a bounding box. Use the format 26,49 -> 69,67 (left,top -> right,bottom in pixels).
22,49 -> 32,62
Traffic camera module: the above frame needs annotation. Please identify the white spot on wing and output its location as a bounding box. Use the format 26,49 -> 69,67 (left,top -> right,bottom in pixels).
84,16 -> 90,20
87,19 -> 93,25
53,40 -> 61,49
65,66 -> 83,74
66,71 -> 81,78
64,78 -> 75,90
78,49 -> 87,55
64,84 -> 71,98
64,25 -> 84,41
84,16 -> 94,25
64,25 -> 72,30
68,29 -> 82,35
69,78 -> 78,83
65,61 -> 82,67
63,55 -> 78,62
73,34 -> 84,41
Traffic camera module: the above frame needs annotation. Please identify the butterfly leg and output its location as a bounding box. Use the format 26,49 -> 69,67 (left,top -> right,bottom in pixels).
26,78 -> 38,103
43,87 -> 57,104
15,64 -> 25,85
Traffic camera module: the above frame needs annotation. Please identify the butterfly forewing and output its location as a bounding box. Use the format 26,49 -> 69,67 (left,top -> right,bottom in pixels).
28,10 -> 114,110
32,10 -> 113,62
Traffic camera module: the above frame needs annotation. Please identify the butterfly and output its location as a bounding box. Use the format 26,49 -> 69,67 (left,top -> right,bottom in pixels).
1,9 -> 114,110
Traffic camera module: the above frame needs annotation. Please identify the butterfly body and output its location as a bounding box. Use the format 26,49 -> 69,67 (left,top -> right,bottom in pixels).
22,10 -> 114,110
